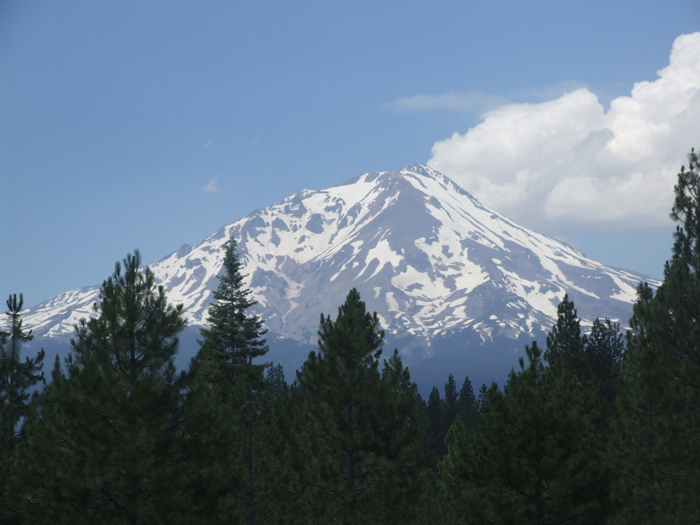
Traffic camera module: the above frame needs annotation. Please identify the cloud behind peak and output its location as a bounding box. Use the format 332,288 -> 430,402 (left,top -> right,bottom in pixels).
427,32 -> 700,231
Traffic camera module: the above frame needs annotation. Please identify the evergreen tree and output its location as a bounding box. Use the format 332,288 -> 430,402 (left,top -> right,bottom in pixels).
612,147 -> 700,520
443,374 -> 458,436
23,251 -> 187,523
586,317 -> 624,425
425,386 -> 444,466
377,348 -> 425,522
548,296 -> 624,427
457,376 -> 477,432
19,356 -> 73,523
266,362 -> 287,402
611,283 -> 689,522
545,293 -> 587,378
0,294 -> 45,522
437,416 -> 471,524
448,341 -> 611,523
408,467 -> 445,525
0,294 -> 45,449
475,383 -> 489,422
586,318 -> 623,402
294,288 -> 422,522
186,236 -> 279,525
197,237 -> 268,385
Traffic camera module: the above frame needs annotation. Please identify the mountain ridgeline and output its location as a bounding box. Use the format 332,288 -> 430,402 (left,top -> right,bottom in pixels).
20,164 -> 654,390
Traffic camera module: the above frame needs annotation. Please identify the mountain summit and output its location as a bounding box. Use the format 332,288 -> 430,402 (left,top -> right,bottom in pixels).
22,164 -> 652,381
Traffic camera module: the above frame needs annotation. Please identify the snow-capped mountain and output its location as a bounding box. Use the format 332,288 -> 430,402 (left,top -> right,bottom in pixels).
22,164 -> 654,373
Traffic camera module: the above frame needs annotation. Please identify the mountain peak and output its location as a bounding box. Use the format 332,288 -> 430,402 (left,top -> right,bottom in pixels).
403,162 -> 440,177
22,165 -> 657,366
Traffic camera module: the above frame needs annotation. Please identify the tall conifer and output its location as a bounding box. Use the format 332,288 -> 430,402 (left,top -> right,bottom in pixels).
187,237 -> 279,525
425,386 -> 444,465
545,293 -> 587,378
0,294 -> 45,522
613,147 -> 700,520
197,237 -> 268,384
612,283 -> 686,522
476,383 -> 489,422
24,251 -> 187,523
457,376 -> 477,432
586,317 -> 624,425
446,341 -> 611,523
443,374 -> 458,436
294,288 -> 421,522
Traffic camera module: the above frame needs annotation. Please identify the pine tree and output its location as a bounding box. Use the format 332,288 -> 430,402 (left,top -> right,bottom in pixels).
0,294 -> 45,522
23,251 -> 187,523
294,288 -> 422,522
19,355 -> 74,523
425,386 -> 444,466
0,294 -> 45,449
376,349 -> 425,522
443,374 -> 458,436
186,236 -> 279,525
197,237 -> 268,386
611,283 -> 688,522
448,341 -> 611,523
586,318 -> 623,401
612,147 -> 700,521
545,293 -> 587,378
586,317 -> 624,425
457,376 -> 477,432
408,467 -> 445,525
437,416 -> 471,524
266,362 -> 287,402
475,383 -> 489,422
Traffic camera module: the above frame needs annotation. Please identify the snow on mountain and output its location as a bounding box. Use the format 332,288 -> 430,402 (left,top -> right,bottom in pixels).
21,164 -> 656,362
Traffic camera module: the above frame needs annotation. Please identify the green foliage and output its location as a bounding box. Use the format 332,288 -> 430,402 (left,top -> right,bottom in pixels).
197,237 -> 268,386
423,374 -> 474,470
266,362 -> 287,402
0,294 -> 45,522
0,294 -> 45,449
612,148 -> 700,521
476,382 -> 489,422
22,251 -> 187,523
294,288 -> 422,522
545,293 -> 586,377
586,317 -> 624,425
611,283 -> 690,522
408,467 -> 446,525
425,386 -> 444,466
547,295 -> 624,428
443,374 -> 458,436
443,341 -> 611,524
184,236 -> 283,524
456,376 -> 477,432
437,416 -> 471,524
586,318 -> 623,402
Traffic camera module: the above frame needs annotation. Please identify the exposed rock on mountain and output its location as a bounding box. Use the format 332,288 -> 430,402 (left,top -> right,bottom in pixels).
21,164 -> 656,388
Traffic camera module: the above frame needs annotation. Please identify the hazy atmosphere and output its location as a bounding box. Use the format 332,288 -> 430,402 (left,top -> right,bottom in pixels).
1,1 -> 699,306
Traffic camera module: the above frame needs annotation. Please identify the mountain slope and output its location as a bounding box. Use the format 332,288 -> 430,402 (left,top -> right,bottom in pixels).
22,164 -> 653,370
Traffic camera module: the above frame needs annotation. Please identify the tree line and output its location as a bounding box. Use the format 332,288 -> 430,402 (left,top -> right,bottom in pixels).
1,146 -> 699,523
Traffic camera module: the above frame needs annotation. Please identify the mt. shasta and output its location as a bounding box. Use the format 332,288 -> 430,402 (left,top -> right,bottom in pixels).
22,164 -> 655,387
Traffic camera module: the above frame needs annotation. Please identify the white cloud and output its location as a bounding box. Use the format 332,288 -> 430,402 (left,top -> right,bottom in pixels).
427,32 -> 700,230
385,91 -> 508,113
202,177 -> 220,194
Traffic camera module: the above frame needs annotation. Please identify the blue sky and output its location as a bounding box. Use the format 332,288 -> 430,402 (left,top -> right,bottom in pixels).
1,1 -> 699,307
